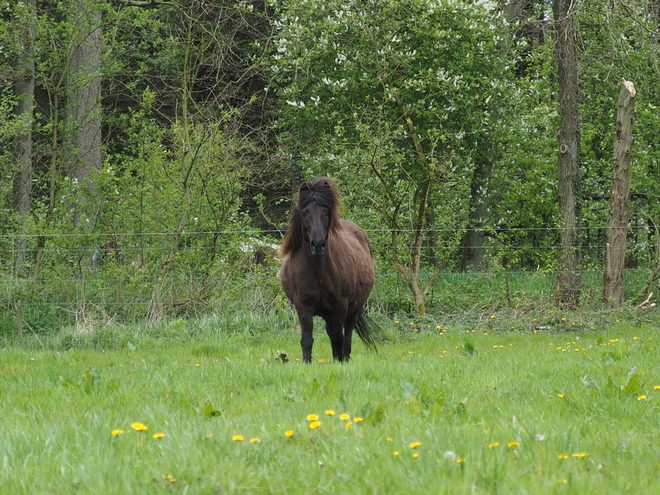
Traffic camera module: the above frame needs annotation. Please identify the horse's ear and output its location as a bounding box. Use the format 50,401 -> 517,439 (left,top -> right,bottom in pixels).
300,181 -> 311,192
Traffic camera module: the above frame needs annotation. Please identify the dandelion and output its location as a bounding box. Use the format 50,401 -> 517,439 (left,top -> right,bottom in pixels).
638,395 -> 648,401
153,433 -> 166,439
345,422 -> 352,430
306,414 -> 319,421
654,385 -> 660,390
487,442 -> 500,449
339,413 -> 350,421
412,452 -> 420,459
558,393 -> 565,398
507,441 -> 520,448
205,434 -> 213,438
409,441 -> 422,449
386,437 -> 394,442
325,409 -> 335,416
354,417 -> 363,423
309,421 -> 321,429
232,435 -> 244,441
557,479 -> 568,484
393,451 -> 400,456
572,452 -> 588,458
457,458 -> 465,463
111,429 -> 124,437
250,438 -> 260,443
163,474 -> 177,483
558,454 -> 569,460
284,430 -> 294,437
131,422 -> 148,432
195,363 -> 200,367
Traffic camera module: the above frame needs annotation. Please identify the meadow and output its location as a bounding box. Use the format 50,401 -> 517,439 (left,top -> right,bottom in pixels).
1,311 -> 660,494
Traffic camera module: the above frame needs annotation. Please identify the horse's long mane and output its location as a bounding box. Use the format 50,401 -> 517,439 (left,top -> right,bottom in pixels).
281,177 -> 342,256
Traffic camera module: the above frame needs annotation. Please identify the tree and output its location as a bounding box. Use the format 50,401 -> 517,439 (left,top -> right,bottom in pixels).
553,0 -> 582,308
66,0 -> 103,228
11,0 -> 36,275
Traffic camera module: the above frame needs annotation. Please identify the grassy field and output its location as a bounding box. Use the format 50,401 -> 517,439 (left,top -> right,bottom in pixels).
2,312 -> 660,494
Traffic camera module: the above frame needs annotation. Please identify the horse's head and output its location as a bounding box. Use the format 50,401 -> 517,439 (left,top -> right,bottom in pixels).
281,177 -> 341,257
301,200 -> 330,256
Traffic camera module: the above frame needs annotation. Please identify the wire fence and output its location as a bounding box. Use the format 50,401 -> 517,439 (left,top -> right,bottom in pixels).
1,227 -> 658,335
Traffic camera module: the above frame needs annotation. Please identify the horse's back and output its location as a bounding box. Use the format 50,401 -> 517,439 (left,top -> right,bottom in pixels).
338,219 -> 373,257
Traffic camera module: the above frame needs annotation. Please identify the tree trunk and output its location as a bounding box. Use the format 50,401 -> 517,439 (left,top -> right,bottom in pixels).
12,0 -> 36,276
460,144 -> 494,271
67,0 -> 103,228
553,0 -> 582,308
603,80 -> 636,307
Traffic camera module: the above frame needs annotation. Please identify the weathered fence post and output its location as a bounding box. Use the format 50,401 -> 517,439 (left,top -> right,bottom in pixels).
17,300 -> 24,346
603,80 -> 636,307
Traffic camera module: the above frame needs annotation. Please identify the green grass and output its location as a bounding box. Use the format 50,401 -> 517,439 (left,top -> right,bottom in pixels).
2,314 -> 660,494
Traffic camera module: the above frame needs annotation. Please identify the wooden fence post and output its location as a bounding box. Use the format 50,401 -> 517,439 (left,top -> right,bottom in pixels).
603,80 -> 636,307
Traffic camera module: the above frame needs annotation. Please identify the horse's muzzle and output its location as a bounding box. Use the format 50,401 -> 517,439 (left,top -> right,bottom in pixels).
309,239 -> 326,256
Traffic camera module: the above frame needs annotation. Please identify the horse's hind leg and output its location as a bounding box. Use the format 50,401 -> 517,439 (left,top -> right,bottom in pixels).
325,313 -> 348,362
342,312 -> 358,360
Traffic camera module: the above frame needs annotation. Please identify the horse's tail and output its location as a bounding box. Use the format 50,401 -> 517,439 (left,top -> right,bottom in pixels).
355,309 -> 382,352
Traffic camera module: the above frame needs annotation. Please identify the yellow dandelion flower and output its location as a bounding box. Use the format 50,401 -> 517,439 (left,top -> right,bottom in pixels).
558,393 -> 565,398
153,432 -> 166,439
354,417 -> 363,423
111,429 -> 124,437
339,413 -> 350,421
557,479 -> 568,484
572,452 -> 588,458
654,385 -> 660,390
409,441 -> 422,449
306,413 -> 319,421
638,395 -> 648,401
345,422 -> 352,430
284,430 -> 294,437
457,458 -> 465,463
131,422 -> 148,432
205,434 -> 213,438
412,452 -> 420,459
558,454 -> 569,460
487,442 -> 500,449
393,451 -> 400,456
195,363 -> 200,367
386,437 -> 394,442
309,421 -> 321,429
232,434 -> 244,441
250,438 -> 260,443
325,410 -> 335,416
507,441 -> 520,448
163,474 -> 177,483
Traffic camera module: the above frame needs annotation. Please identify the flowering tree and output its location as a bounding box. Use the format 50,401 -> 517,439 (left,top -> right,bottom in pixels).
271,0 -> 513,313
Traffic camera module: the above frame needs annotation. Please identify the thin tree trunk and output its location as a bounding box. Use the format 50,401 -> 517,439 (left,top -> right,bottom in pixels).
12,0 -> 36,276
460,146 -> 494,271
603,80 -> 636,307
553,0 -> 582,308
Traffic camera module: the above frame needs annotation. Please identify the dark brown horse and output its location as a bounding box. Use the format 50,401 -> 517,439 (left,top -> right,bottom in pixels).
279,177 -> 379,362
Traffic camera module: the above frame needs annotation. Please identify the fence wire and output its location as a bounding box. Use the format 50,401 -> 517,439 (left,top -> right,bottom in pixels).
1,227 -> 658,334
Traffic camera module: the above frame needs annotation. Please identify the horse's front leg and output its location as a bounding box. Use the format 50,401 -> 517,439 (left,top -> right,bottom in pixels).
296,307 -> 314,363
